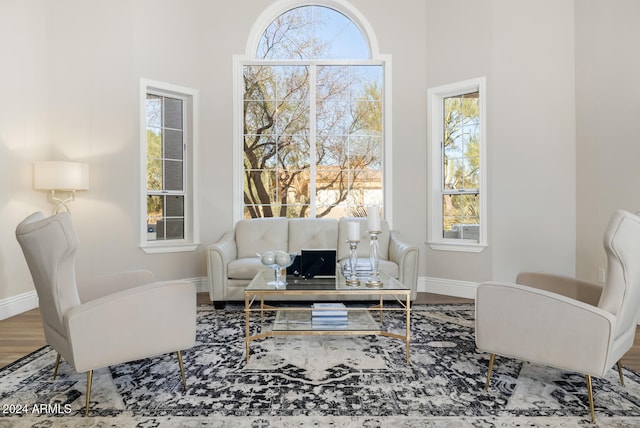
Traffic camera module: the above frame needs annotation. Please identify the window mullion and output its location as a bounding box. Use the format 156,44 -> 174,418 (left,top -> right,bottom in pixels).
309,63 -> 317,217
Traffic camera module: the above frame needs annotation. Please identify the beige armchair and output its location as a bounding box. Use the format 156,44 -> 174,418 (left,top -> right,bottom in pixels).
15,212 -> 196,416
475,209 -> 640,423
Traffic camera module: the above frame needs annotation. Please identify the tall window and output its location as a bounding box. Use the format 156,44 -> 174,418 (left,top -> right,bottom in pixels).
140,80 -> 199,253
427,77 -> 486,252
238,3 -> 387,220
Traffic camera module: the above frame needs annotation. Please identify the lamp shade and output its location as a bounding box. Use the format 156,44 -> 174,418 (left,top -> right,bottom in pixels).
34,161 -> 90,191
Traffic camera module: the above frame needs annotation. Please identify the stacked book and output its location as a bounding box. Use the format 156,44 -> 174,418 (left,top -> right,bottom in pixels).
311,303 -> 348,329
341,260 -> 371,277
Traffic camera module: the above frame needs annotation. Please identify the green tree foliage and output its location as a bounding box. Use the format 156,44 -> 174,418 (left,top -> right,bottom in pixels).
443,92 -> 480,230
147,129 -> 163,218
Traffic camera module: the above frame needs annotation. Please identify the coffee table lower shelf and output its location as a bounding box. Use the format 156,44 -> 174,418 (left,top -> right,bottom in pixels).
275,309 -> 379,331
244,308 -> 410,363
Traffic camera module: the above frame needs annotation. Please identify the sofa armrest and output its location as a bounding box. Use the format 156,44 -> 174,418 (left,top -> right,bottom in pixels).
476,281 -> 615,377
516,271 -> 603,306
389,230 -> 419,299
65,280 -> 196,373
207,231 -> 237,302
76,270 -> 156,303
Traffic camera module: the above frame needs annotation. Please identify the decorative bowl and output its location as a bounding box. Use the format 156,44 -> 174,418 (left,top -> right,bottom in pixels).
257,251 -> 296,287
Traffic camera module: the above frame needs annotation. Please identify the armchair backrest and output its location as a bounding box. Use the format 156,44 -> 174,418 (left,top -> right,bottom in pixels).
15,212 -> 81,339
598,210 -> 640,338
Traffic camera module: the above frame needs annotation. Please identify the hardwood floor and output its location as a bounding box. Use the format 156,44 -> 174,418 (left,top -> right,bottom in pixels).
0,308 -> 46,368
2,292 -> 639,373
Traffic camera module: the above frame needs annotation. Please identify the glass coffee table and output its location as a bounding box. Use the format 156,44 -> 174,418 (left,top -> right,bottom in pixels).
244,270 -> 411,364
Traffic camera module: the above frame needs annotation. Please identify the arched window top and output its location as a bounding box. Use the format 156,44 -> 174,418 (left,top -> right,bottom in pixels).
256,5 -> 369,60
246,0 -> 380,61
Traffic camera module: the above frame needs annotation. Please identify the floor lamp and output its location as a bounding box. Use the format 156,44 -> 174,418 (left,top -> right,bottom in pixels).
34,161 -> 90,214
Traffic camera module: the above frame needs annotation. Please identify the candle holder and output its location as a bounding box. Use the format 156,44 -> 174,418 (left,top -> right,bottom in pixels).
366,230 -> 383,288
345,240 -> 361,287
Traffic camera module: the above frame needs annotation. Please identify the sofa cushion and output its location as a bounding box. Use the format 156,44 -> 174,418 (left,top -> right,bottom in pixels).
235,218 -> 288,259
337,217 -> 390,260
228,258 -> 265,280
288,218 -> 338,253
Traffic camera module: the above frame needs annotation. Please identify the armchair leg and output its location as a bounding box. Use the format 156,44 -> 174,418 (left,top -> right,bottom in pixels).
177,351 -> 187,390
586,374 -> 595,424
616,361 -> 625,386
52,353 -> 61,380
84,370 -> 93,416
484,354 -> 495,392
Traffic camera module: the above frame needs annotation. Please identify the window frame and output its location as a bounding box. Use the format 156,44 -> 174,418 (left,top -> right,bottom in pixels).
427,77 -> 487,252
233,0 -> 392,224
139,79 -> 199,253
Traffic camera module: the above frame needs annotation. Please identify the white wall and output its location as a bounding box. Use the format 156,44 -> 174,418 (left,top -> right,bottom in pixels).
1,0 -> 623,318
0,0 -> 50,313
424,0 -> 576,284
424,0 -> 494,282
489,0 -> 576,281
575,0 -> 640,282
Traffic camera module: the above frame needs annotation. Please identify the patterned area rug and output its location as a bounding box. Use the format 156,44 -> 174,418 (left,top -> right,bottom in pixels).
1,304 -> 640,427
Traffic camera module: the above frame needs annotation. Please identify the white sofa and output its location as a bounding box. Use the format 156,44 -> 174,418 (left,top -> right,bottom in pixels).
207,217 -> 419,307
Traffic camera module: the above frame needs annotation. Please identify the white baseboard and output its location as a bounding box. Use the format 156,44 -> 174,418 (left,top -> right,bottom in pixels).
0,291 -> 38,321
418,276 -> 477,300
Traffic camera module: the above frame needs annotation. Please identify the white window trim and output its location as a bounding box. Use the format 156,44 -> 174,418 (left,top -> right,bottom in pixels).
139,78 -> 200,253
233,0 -> 393,226
427,77 -> 487,253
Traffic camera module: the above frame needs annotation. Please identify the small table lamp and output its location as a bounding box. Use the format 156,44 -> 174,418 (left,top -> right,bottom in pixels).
34,161 -> 90,213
